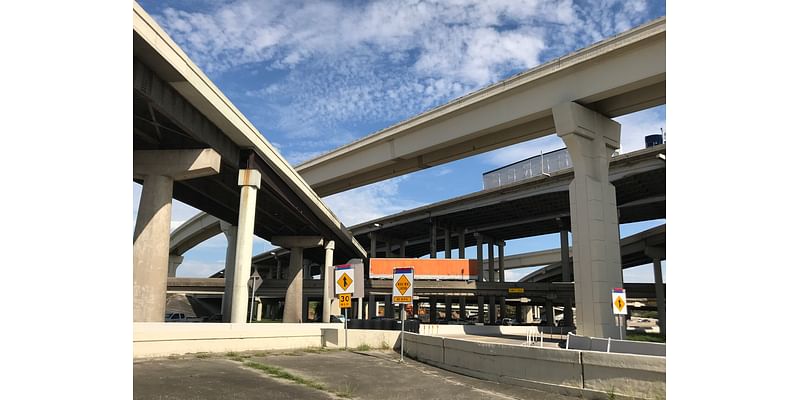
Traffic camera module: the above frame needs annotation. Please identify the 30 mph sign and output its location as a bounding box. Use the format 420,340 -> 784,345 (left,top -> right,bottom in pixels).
392,267 -> 414,304
612,288 -> 628,315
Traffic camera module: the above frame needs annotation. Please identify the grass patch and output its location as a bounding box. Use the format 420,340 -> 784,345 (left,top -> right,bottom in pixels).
195,353 -> 211,359
167,354 -> 180,360
253,351 -> 266,357
226,351 -> 239,357
244,361 -> 326,391
381,341 -> 390,350
303,346 -> 330,354
625,332 -> 665,343
354,344 -> 371,351
335,382 -> 356,399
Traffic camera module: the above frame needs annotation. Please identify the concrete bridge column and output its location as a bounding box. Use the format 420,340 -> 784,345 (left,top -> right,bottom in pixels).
369,232 -> 377,258
444,227 -> 451,259
559,221 -> 572,282
230,169 -> 262,324
430,221 -> 437,259
554,101 -> 623,338
499,297 -> 507,320
220,224 -> 237,322
488,296 -> 496,324
167,255 -> 183,278
133,149 -> 221,322
477,296 -> 485,324
429,297 -> 438,323
563,298 -> 574,327
322,240 -> 336,323
544,300 -> 554,326
255,298 -> 263,321
384,295 -> 395,318
399,240 -> 406,258
412,300 -> 419,317
445,296 -> 452,321
487,239 -> 495,282
498,240 -> 505,283
474,233 -> 484,281
368,295 -> 376,319
515,303 -> 523,323
458,229 -> 466,259
459,296 -> 467,320
523,305 -> 533,323
273,236 -> 324,323
646,247 -> 667,337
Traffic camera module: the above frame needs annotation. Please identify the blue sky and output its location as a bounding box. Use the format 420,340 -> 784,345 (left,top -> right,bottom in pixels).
134,0 -> 667,282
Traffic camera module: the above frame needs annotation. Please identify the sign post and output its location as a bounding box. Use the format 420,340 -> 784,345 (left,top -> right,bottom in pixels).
393,267 -> 414,362
248,270 -> 263,323
335,264 -> 356,349
612,288 -> 628,340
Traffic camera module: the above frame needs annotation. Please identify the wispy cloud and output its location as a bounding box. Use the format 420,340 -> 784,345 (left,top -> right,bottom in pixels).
322,176 -> 423,226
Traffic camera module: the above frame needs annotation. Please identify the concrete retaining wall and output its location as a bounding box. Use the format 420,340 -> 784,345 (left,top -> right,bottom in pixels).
567,333 -> 667,356
402,333 -> 665,400
419,324 -> 572,336
134,323 -> 404,358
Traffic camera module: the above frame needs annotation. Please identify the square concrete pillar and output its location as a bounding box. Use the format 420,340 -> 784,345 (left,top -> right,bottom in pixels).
444,227 -> 451,259
477,296 -> 485,324
282,247 -> 305,323
430,222 -> 437,259
429,297 -> 438,323
515,303 -> 523,323
499,297 -> 507,320
384,295 -> 395,318
554,101 -> 623,338
221,225 -> 237,322
498,241 -> 505,283
459,296 -> 467,320
445,297 -> 452,321
474,234 -> 484,281
368,295 -> 377,319
458,230 -> 466,259
487,239 -> 495,282
488,295 -> 496,324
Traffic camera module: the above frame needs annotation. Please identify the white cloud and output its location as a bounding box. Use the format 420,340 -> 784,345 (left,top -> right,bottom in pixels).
482,135 -> 566,167
614,106 -> 666,153
322,177 -> 423,226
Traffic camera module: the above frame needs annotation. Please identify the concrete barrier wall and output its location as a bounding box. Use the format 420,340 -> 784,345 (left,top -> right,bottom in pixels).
403,332 -> 665,400
321,328 -> 400,349
582,351 -> 666,399
419,324 -> 571,336
567,333 -> 666,357
134,323 -> 405,358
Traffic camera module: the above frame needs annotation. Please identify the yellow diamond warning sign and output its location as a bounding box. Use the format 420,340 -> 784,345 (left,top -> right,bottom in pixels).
392,267 -> 414,304
337,273 -> 352,292
395,274 -> 411,295
611,288 -> 628,315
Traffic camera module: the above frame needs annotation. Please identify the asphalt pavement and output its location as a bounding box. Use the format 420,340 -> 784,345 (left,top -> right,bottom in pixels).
134,348 -> 579,400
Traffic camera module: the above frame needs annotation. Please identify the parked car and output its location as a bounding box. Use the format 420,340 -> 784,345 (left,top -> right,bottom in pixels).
501,318 -> 515,326
165,312 -> 202,322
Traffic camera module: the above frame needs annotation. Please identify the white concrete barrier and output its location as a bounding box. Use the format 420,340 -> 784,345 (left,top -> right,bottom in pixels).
403,331 -> 666,399
321,328 -> 400,349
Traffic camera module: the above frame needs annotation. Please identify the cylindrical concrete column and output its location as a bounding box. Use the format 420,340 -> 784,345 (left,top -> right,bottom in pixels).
255,298 -> 263,321
459,296 -> 467,321
430,222 -> 437,259
458,229 -> 466,259
499,297 -> 506,320
498,241 -> 505,283
282,247 -> 305,323
488,295 -> 496,324
445,296 -> 452,321
474,233 -> 484,281
230,169 -> 261,324
487,239 -> 495,282
368,295 -> 377,319
560,227 -> 571,282
477,296 -> 485,324
322,240 -> 335,323
221,225 -> 238,322
653,258 -> 666,337
444,227 -> 451,259
429,297 -> 438,323
133,174 -> 173,322
167,254 -> 183,278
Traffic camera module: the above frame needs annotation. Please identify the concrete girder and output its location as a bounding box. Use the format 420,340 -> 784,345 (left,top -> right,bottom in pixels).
297,18 -> 665,196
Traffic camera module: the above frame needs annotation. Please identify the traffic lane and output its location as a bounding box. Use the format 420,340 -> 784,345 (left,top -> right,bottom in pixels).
133,357 -> 334,400
252,349 -> 577,400
438,333 -> 565,348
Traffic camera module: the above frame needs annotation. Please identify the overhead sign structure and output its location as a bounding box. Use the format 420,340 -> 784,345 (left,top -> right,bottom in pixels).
338,293 -> 351,309
392,267 -> 414,304
612,288 -> 628,315
335,264 -> 355,295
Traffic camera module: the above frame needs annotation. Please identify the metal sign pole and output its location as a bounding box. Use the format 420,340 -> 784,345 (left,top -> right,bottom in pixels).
249,276 -> 256,323
344,307 -> 348,350
618,315 -> 623,340
400,305 -> 405,362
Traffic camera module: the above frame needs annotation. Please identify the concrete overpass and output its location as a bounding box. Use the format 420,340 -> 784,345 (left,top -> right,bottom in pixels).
295,17 -> 665,197
133,3 -> 365,324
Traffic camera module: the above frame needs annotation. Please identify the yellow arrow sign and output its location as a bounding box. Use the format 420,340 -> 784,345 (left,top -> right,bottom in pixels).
395,274 -> 411,295
615,296 -> 626,312
337,273 -> 352,291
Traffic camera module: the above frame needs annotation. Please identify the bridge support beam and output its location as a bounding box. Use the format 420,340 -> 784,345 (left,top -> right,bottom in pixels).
554,102 -> 623,338
230,169 -> 261,324
498,240 -> 505,283
475,234 -> 484,281
133,149 -> 221,322
272,236 -> 324,323
167,255 -> 183,278
488,239 -> 495,282
646,247 -> 666,337
322,240 -> 336,323
221,224 -> 237,322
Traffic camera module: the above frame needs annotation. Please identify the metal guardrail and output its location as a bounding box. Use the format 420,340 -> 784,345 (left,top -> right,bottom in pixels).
482,148 -> 572,190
